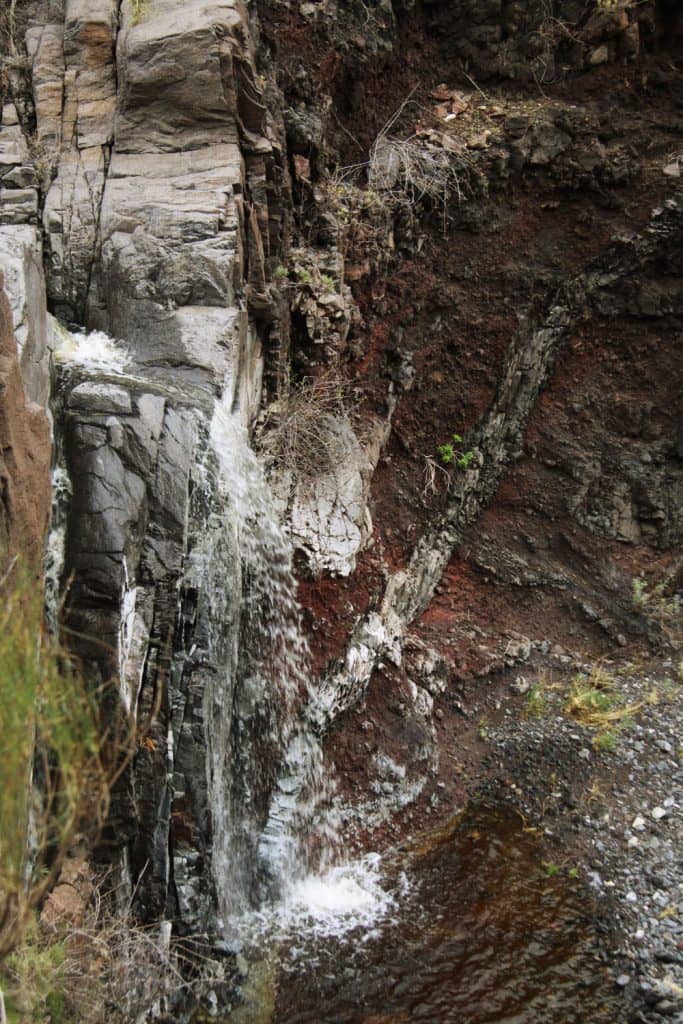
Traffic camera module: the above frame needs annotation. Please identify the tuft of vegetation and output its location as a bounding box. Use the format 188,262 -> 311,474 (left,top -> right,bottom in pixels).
564,664 -> 641,734
257,372 -> 353,480
437,433 -> 475,470
593,731 -> 617,753
0,560 -> 125,965
368,95 -> 473,221
2,898 -> 231,1023
524,683 -> 547,717
631,565 -> 682,650
130,0 -> 150,25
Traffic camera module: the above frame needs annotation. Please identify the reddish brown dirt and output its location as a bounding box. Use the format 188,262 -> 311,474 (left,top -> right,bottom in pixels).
269,7 -> 683,854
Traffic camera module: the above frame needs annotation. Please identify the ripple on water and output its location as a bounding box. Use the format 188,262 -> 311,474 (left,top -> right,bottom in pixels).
255,806 -> 623,1024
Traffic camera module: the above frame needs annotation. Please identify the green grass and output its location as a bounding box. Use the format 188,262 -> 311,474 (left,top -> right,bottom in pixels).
524,683 -> 547,717
593,731 -> 617,753
0,561 -> 109,960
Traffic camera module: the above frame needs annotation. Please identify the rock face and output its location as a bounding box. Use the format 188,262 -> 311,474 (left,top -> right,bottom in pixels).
2,0 -> 290,936
0,269 -> 51,568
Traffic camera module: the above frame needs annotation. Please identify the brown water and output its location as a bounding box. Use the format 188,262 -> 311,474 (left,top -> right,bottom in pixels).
270,806 -> 620,1024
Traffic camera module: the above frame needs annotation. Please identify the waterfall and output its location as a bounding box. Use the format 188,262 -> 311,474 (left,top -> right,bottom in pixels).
206,399 -> 338,927
44,465 -> 71,634
47,324 -> 367,938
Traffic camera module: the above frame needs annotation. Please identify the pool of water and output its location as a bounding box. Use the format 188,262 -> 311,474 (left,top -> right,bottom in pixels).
239,805 -> 620,1024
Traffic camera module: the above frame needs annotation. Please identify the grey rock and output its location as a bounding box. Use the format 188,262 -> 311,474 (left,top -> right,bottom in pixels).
68,381 -> 133,413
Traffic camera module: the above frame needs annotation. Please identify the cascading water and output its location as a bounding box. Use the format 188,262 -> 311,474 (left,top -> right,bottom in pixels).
46,323 -> 393,944
206,399 -> 340,925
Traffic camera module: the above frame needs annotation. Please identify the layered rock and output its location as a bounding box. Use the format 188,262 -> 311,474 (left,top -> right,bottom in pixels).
18,0 -> 290,934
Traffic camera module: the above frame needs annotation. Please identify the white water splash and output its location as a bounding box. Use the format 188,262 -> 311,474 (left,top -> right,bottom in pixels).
118,559 -> 139,715
278,855 -> 395,938
240,853 -> 404,953
52,321 -> 129,372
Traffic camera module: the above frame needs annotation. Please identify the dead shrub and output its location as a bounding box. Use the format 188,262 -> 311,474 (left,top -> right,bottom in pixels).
258,372 -> 354,479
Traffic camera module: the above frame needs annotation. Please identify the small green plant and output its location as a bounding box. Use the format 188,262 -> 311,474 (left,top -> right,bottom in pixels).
543,861 -> 560,877
273,264 -> 289,280
632,576 -> 648,609
567,866 -> 580,879
3,925 -> 68,1023
296,267 -> 313,286
524,683 -> 547,717
320,273 -> 336,292
593,731 -> 617,753
437,433 -> 475,470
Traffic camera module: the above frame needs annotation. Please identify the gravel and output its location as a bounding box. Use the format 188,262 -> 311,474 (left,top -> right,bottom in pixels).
483,654 -> 683,1023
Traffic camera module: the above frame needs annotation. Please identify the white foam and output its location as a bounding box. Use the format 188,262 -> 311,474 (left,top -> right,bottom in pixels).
53,324 -> 129,371
241,854 -> 402,951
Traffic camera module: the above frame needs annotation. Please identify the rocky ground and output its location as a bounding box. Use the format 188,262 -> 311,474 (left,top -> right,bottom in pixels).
481,655 -> 683,1022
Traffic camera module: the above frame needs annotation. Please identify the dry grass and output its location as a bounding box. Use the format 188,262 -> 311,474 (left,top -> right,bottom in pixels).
368,133 -> 471,210
564,664 -> 642,731
632,561 -> 682,651
258,372 -> 354,479
3,890 -> 230,1023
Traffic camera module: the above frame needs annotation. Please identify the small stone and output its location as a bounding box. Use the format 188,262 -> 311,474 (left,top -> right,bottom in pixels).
663,161 -> 681,178
626,891 -> 638,903
578,748 -> 591,761
651,806 -> 667,821
616,974 -> 631,987
632,814 -> 646,831
590,44 -> 609,65
510,675 -> 530,695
